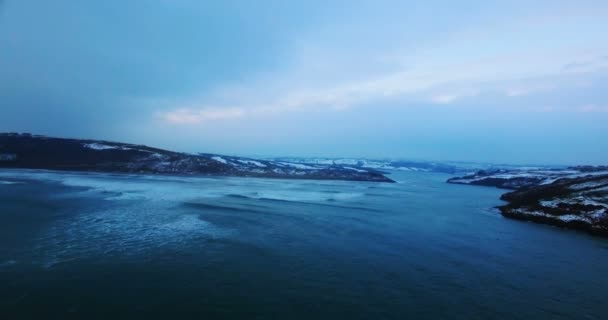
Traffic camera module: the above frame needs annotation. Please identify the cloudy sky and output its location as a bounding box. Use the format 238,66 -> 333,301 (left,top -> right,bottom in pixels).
1,0 -> 607,165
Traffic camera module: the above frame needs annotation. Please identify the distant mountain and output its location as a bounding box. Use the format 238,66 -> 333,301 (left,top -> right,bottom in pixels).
0,133 -> 394,183
448,167 -> 608,236
268,157 -> 467,174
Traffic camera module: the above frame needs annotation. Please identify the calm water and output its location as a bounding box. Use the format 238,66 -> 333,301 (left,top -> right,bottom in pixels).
1,169 -> 607,319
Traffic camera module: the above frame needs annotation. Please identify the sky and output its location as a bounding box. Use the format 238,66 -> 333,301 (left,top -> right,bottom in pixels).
1,0 -> 607,165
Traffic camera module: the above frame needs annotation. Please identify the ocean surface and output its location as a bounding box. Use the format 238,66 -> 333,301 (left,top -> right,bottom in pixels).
1,169 -> 607,319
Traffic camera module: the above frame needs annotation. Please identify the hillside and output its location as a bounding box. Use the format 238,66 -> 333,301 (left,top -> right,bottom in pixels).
0,133 -> 394,183
448,167 -> 608,236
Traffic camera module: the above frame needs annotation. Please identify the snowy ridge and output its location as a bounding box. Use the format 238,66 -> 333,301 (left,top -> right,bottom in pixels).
448,167 -> 608,190
268,157 -> 465,174
84,143 -> 124,151
0,134 -> 394,183
211,156 -> 228,164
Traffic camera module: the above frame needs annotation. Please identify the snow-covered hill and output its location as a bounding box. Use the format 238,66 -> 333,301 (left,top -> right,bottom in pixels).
268,157 -> 464,174
448,167 -> 608,189
448,166 -> 608,236
0,133 -> 394,183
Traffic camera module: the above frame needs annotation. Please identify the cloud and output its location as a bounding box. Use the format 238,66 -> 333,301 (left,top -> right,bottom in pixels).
505,88 -> 531,97
578,104 -> 608,113
430,94 -> 459,104
150,5 -> 608,125
161,107 -> 246,124
562,55 -> 608,74
156,51 -> 605,124
430,89 -> 479,104
156,47 -> 608,124
505,83 -> 554,97
540,106 -> 555,113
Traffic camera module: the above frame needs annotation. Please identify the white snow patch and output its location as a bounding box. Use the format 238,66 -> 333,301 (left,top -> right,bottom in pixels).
541,196 -> 607,209
540,200 -> 561,208
590,210 -> 607,219
211,156 -> 228,164
83,143 -> 131,151
558,214 -> 588,222
569,180 -> 608,190
279,162 -> 318,170
512,208 -> 591,222
539,178 -> 560,185
237,159 -> 267,167
84,143 -> 117,150
592,185 -> 608,193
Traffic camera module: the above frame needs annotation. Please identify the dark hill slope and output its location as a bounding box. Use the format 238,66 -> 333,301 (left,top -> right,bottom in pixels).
0,133 -> 394,183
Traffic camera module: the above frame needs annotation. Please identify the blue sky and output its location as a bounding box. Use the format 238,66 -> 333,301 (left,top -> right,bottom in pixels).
1,0 -> 607,165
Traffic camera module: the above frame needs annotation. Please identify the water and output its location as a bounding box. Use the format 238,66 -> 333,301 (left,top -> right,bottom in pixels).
1,169 -> 607,319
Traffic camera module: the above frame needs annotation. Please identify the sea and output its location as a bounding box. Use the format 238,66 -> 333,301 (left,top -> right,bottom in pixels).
1,169 -> 607,319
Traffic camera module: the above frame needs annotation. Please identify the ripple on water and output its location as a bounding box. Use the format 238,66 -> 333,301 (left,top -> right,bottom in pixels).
0,180 -> 23,185
0,260 -> 17,268
36,203 -> 232,268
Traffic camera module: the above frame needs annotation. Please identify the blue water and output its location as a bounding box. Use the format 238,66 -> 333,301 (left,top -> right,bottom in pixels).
1,169 -> 607,319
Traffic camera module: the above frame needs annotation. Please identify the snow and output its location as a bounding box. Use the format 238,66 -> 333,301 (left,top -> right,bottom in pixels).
317,160 -> 337,165
344,167 -> 367,173
332,159 -> 360,165
558,214 -> 588,222
267,158 -> 455,173
285,158 -> 360,166
492,173 -> 536,179
539,178 -> 560,185
569,180 -> 608,190
592,185 -> 608,193
513,208 -> 592,223
211,156 -> 228,164
359,163 -> 430,172
452,168 -> 608,188
591,210 -> 607,219
448,178 -> 477,184
539,200 -> 561,208
279,162 -> 318,170
237,159 -> 267,167
359,163 -> 382,169
536,195 -> 606,224
512,208 -> 547,217
84,143 -> 118,150
540,196 -> 607,209
567,171 -> 608,178
83,143 -> 131,151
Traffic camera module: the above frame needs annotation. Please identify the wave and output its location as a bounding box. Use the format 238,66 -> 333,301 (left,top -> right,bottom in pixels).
182,202 -> 266,214
34,203 -> 233,268
0,180 -> 23,185
0,170 -> 368,205
0,260 -> 17,268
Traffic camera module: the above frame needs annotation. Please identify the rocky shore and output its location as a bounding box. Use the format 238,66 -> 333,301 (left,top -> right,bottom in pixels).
448,167 -> 608,236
